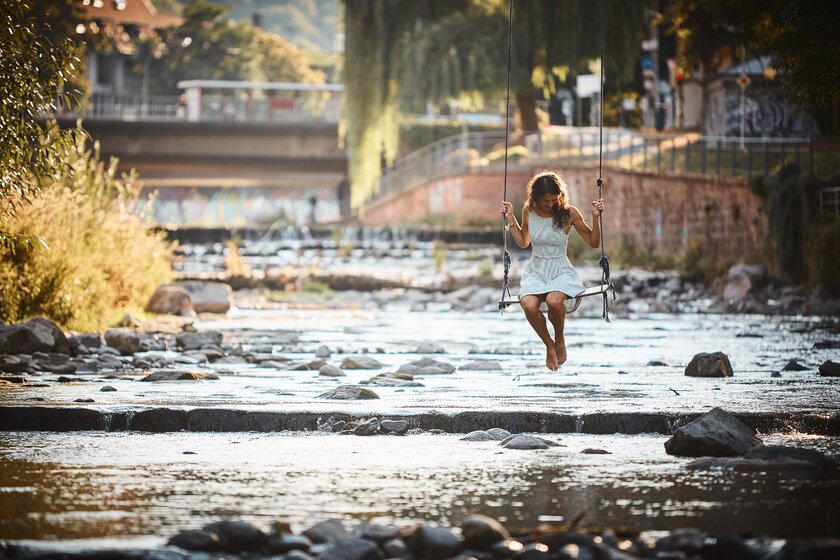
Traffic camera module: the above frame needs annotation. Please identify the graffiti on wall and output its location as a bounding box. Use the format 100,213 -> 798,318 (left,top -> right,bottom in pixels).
705,85 -> 819,138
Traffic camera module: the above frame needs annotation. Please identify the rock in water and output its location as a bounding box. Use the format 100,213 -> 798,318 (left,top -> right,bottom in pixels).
303,519 -> 348,544
405,525 -> 462,560
319,537 -> 381,560
178,281 -> 233,314
782,358 -> 808,371
176,330 -> 224,350
461,430 -> 496,442
317,385 -> 380,400
319,364 -> 346,377
461,514 -> 510,549
819,360 -> 840,377
203,520 -> 268,552
397,357 -> 456,375
168,529 -> 222,551
664,407 -> 761,457
499,435 -> 550,450
685,352 -> 733,377
103,328 -> 142,356
340,356 -> 384,369
0,317 -> 69,355
145,284 -> 194,316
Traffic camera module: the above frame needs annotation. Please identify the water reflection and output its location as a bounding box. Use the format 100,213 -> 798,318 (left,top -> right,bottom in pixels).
1,432 -> 837,540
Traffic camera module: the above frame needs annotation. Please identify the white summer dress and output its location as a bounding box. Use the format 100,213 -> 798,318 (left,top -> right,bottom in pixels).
519,212 -> 585,299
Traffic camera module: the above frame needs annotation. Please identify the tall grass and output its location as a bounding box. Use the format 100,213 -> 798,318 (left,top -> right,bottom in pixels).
0,127 -> 172,331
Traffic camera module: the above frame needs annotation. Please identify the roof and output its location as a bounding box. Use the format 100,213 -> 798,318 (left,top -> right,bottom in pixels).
79,0 -> 180,29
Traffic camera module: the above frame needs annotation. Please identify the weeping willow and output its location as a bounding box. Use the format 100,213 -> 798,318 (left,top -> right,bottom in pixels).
342,0 -> 645,210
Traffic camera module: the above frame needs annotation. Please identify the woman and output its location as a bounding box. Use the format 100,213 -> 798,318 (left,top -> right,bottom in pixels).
500,171 -> 605,371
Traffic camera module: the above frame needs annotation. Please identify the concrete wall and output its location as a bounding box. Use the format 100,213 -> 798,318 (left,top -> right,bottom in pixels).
361,166 -> 771,264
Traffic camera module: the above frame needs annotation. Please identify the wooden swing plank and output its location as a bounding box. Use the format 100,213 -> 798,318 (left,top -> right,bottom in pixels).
498,284 -> 610,307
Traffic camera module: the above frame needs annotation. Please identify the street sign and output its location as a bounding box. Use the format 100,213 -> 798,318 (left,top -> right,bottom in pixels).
642,39 -> 658,51
641,54 -> 654,70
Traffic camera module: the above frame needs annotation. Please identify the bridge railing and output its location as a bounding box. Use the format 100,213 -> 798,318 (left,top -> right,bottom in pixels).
63,91 -> 342,123
371,128 -> 835,204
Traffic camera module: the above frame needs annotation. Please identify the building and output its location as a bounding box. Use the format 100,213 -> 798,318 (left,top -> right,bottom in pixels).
78,0 -> 180,96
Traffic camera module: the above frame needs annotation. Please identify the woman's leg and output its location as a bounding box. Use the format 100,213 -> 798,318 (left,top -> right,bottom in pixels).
545,291 -> 568,365
520,294 -> 558,371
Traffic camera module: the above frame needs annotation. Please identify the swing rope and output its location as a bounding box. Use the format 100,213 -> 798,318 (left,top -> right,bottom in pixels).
498,0 -> 514,313
596,0 -> 616,322
498,0 -> 615,321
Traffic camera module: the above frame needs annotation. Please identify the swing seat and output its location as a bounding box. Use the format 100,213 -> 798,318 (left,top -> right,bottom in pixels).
498,283 -> 612,314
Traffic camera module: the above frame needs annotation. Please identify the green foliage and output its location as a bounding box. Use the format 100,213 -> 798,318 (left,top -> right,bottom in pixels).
603,91 -> 642,129
343,0 -> 646,209
139,0 -> 325,94
0,0 -> 80,245
663,0 -> 840,109
399,121 -> 501,154
253,27 -> 326,84
0,128 -> 173,331
765,164 -> 805,281
301,278 -> 332,295
810,219 -> 840,297
188,0 -> 338,52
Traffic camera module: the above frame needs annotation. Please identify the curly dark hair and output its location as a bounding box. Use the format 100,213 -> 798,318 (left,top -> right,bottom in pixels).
526,171 -> 570,230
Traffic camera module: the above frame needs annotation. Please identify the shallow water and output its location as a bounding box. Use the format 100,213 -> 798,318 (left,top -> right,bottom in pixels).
1,432 -> 838,542
1,308 -> 840,545
3,309 -> 839,414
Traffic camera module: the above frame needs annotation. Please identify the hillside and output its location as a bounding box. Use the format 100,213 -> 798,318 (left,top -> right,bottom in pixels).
151,0 -> 339,52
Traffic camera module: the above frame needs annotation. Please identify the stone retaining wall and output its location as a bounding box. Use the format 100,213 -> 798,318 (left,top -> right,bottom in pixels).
361,166 -> 772,264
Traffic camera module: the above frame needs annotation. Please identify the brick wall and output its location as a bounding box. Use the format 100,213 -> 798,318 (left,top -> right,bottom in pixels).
361,166 -> 771,264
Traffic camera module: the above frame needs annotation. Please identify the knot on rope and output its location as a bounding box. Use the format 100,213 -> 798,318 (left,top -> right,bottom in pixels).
598,254 -> 616,323
499,249 -> 512,312
596,178 -> 603,188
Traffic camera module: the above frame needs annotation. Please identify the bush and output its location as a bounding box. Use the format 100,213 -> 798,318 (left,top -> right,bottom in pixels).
0,129 -> 172,330
810,219 -> 840,297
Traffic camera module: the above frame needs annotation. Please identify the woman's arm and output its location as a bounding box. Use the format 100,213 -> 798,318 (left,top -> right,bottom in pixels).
570,199 -> 604,249
500,201 -> 531,248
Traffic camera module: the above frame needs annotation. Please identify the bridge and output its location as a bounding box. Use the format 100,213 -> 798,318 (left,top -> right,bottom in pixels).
60,81 -> 348,226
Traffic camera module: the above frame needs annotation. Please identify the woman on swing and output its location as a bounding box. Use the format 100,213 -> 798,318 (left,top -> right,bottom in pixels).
500,171 -> 605,371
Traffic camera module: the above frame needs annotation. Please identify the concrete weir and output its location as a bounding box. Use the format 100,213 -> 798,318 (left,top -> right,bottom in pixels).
2,406 -> 839,436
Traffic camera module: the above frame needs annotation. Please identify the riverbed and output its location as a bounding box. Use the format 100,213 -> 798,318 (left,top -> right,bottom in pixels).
1,307 -> 839,547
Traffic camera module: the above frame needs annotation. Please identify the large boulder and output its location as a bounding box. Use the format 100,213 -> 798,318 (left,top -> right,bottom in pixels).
685,352 -> 733,377
340,356 -> 384,370
0,317 -> 68,355
176,330 -> 224,350
317,385 -> 380,400
398,357 -> 456,375
104,328 -> 142,356
461,515 -> 510,549
819,360 -> 840,377
404,525 -> 462,560
178,281 -> 233,314
722,264 -> 765,302
145,284 -> 194,316
664,407 -> 761,457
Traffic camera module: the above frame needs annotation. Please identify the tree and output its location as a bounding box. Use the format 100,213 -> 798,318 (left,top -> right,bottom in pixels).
139,0 -> 325,94
663,0 -> 840,110
140,0 -> 258,94
0,0 -> 79,248
341,0 -> 646,209
253,27 -> 327,84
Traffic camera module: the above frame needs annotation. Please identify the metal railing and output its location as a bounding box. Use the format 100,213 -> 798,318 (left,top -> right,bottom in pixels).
64,91 -> 342,123
371,128 -> 837,204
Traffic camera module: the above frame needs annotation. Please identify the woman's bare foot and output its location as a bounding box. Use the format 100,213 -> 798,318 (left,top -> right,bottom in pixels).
545,343 -> 558,371
555,336 -> 567,366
